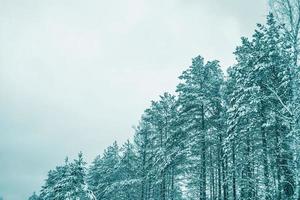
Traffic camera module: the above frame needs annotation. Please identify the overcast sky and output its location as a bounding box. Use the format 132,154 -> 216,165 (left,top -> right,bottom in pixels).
0,0 -> 268,199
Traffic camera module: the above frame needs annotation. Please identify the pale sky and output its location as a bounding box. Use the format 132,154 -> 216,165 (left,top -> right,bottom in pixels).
0,0 -> 267,199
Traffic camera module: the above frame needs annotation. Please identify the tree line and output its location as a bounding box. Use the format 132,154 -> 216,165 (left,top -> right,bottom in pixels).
29,4 -> 300,200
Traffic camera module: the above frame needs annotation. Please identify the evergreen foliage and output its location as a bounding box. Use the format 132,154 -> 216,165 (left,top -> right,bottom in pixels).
32,13 -> 300,200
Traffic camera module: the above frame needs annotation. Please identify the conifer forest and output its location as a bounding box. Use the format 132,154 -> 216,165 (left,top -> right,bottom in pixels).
27,1 -> 300,200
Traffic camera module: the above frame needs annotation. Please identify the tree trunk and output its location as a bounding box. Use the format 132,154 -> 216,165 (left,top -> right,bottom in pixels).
209,146 -> 215,200
161,170 -> 166,200
260,102 -> 271,200
275,118 -> 283,200
217,148 -> 222,200
171,166 -> 175,200
200,104 -> 207,200
232,141 -> 237,200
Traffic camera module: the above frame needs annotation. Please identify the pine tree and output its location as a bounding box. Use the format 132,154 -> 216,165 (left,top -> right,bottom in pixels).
133,121 -> 152,200
176,56 -> 224,200
227,13 -> 296,200
40,154 -> 95,200
114,140 -> 139,200
88,142 -> 120,199
135,93 -> 184,200
40,161 -> 68,200
130,92 -> 186,200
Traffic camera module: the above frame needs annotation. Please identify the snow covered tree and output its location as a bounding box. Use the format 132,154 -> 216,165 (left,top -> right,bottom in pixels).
133,121 -> 152,200
176,56 -> 225,200
88,142 -> 121,200
269,0 -> 300,64
40,160 -> 68,200
40,154 -> 95,200
111,140 -> 140,199
227,13 -> 297,200
134,92 -> 184,200
270,2 -> 300,198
